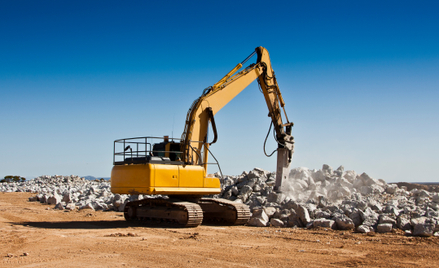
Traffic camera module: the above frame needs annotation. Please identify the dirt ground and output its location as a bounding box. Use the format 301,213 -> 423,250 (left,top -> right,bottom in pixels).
1,192 -> 439,268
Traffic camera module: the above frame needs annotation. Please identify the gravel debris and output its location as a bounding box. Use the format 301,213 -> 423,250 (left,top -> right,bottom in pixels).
2,165 -> 439,236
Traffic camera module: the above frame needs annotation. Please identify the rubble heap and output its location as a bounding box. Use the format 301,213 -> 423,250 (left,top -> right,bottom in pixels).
1,165 -> 438,236
0,175 -> 134,212
218,165 -> 439,236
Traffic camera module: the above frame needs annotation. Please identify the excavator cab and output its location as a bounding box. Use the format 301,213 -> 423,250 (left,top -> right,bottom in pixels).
111,136 -> 221,195
152,136 -> 182,161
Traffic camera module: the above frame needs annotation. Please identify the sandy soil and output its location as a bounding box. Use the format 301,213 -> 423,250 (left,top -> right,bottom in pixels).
1,192 -> 439,267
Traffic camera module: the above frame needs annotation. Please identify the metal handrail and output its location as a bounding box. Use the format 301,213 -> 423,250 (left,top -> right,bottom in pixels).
112,136 -> 223,178
113,136 -> 204,164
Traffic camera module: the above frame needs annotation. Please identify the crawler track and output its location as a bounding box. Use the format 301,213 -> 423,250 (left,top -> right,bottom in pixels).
198,198 -> 251,225
123,197 -> 250,227
124,198 -> 204,227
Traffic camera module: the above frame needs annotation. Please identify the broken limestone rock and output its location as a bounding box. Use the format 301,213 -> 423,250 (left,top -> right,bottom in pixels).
334,215 -> 355,230
62,192 -> 72,203
360,208 -> 379,227
386,184 -> 398,194
286,210 -> 301,227
413,220 -> 436,237
47,193 -> 61,205
312,218 -> 335,229
349,210 -> 363,227
264,207 -> 277,218
267,192 -> 285,203
357,225 -> 374,233
377,223 -> 393,233
28,196 -> 38,202
379,215 -> 397,226
270,218 -> 285,227
248,208 -> 269,227
80,203 -> 95,211
295,204 -> 311,226
54,202 -> 65,210
65,203 -> 76,211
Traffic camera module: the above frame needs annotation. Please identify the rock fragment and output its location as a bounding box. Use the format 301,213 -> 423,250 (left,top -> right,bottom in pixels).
248,208 -> 269,227
357,225 -> 374,233
377,223 -> 393,233
413,220 -> 436,237
334,215 -> 355,230
312,218 -> 335,229
270,218 -> 285,227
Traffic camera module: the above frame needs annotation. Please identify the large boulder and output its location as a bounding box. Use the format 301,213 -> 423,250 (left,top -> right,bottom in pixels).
413,220 -> 436,237
248,208 -> 269,227
270,218 -> 285,227
377,223 -> 393,233
47,193 -> 61,205
312,218 -> 335,229
296,204 -> 311,226
335,215 -> 355,230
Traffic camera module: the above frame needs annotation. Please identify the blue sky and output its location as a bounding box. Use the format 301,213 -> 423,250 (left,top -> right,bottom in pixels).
1,1 -> 438,182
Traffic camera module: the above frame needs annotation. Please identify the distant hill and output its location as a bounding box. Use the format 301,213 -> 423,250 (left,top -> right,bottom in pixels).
394,182 -> 439,193
83,176 -> 110,181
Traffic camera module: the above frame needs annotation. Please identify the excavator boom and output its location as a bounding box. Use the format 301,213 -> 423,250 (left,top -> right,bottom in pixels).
180,46 -> 294,190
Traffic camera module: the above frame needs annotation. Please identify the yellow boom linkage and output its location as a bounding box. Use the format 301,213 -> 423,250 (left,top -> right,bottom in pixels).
180,46 -> 294,190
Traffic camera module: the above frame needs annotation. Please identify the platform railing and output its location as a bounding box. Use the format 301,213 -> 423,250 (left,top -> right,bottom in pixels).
113,136 -> 220,170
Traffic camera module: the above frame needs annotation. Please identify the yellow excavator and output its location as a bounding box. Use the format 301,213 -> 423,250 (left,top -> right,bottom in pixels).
111,46 -> 294,227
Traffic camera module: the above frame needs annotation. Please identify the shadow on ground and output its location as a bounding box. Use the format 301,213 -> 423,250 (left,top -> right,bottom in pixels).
11,220 -> 202,229
12,220 -> 137,229
12,220 -> 238,229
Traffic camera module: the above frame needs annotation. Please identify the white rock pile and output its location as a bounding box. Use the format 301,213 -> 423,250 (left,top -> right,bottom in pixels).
218,165 -> 439,237
0,175 -> 135,212
1,165 -> 439,237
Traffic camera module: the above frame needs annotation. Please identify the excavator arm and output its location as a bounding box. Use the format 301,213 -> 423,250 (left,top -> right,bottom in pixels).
180,46 -> 294,190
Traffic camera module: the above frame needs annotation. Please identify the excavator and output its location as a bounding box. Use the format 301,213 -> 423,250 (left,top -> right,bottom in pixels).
111,46 -> 294,227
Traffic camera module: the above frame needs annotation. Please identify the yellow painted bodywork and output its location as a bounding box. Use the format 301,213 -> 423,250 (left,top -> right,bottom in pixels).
111,164 -> 221,195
